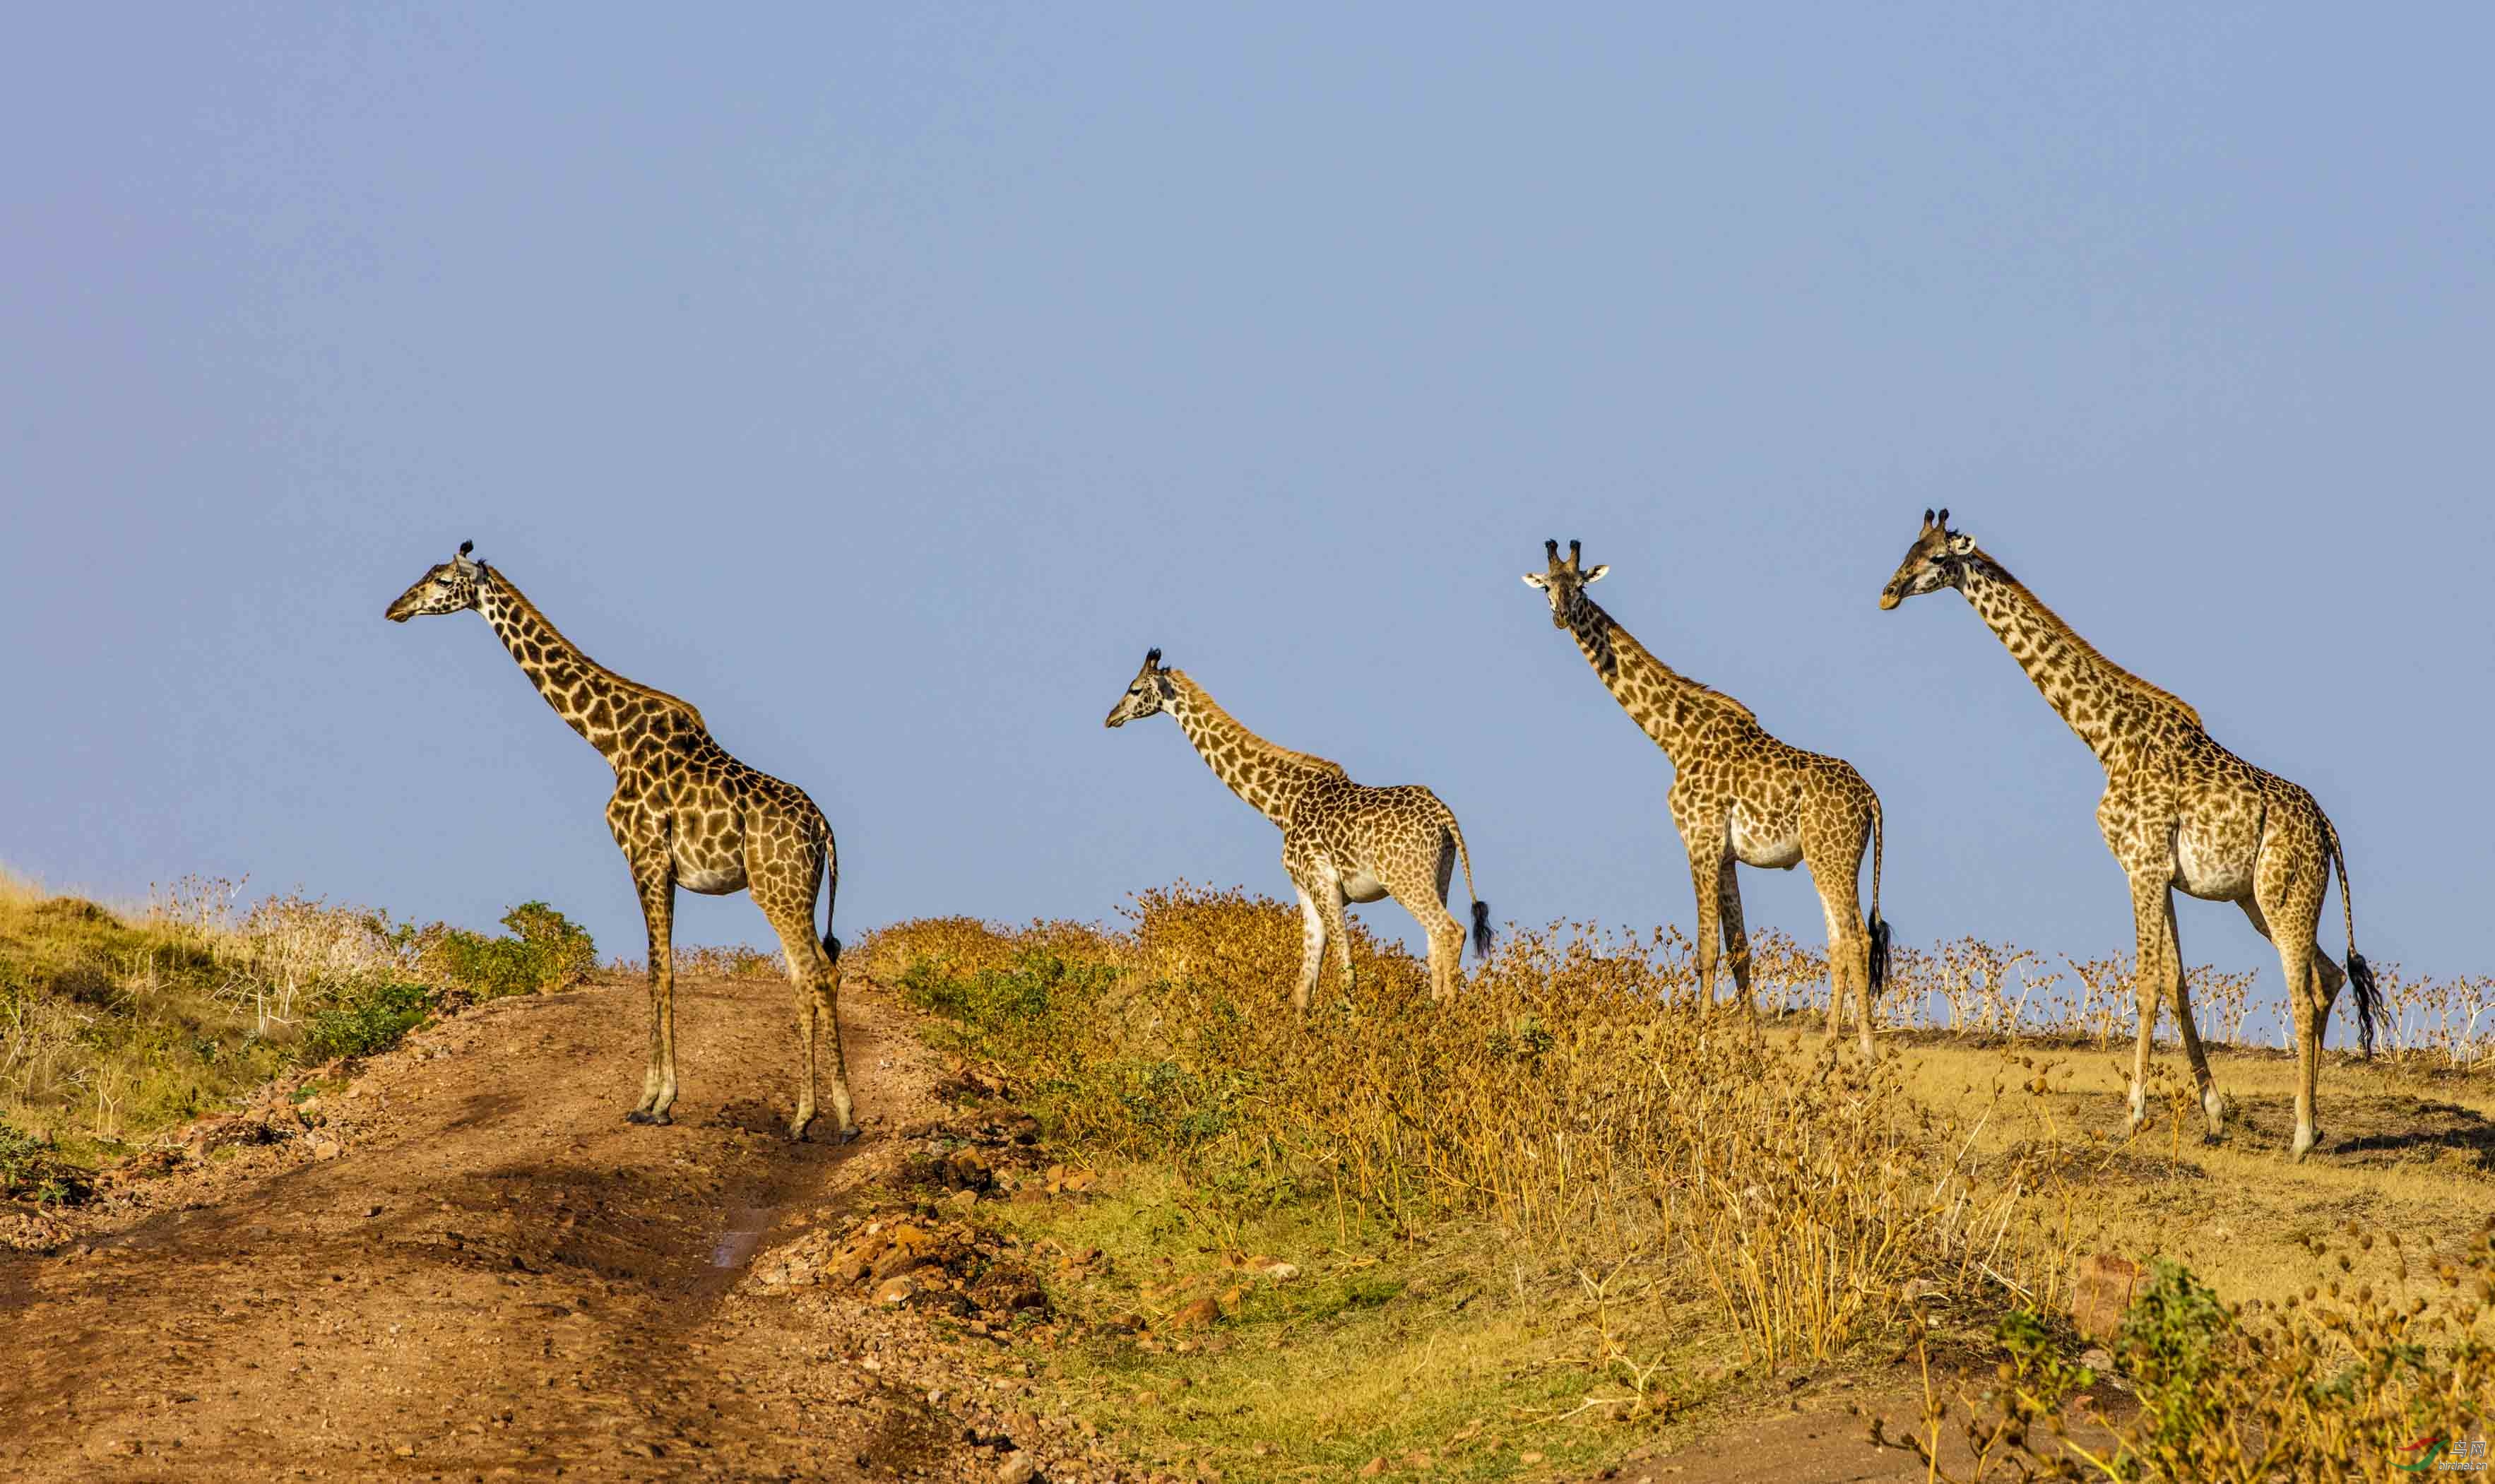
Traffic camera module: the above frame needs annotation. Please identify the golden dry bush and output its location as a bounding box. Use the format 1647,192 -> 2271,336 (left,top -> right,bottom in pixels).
884,883 -> 2082,1370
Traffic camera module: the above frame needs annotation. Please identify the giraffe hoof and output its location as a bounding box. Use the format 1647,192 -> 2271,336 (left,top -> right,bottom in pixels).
626,1109 -> 672,1127
829,1124 -> 863,1146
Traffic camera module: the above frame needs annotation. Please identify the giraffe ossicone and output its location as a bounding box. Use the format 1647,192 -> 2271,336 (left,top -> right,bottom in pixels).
1524,538 -> 1891,1051
386,542 -> 856,1142
1878,510 -> 2381,1161
1104,648 -> 1492,1007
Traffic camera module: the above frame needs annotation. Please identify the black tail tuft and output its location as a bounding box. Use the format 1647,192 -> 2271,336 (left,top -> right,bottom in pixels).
824,932 -> 843,965
1470,901 -> 1493,960
1866,913 -> 1891,996
2347,951 -> 2381,1059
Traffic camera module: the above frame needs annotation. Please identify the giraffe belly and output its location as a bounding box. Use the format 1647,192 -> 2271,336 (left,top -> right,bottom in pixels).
1339,870 -> 1389,903
2171,826 -> 2252,901
1729,813 -> 1802,871
675,861 -> 748,896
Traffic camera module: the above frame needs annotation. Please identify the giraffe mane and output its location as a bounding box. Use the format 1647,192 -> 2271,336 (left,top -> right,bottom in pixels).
1976,551 -> 2203,729
484,567 -> 711,732
1166,672 -> 1347,776
1582,603 -> 1757,723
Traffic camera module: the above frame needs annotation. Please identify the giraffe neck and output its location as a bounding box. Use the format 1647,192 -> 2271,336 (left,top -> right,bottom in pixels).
1955,552 -> 2201,770
1561,595 -> 1752,763
473,568 -> 709,769
1163,672 -> 1346,827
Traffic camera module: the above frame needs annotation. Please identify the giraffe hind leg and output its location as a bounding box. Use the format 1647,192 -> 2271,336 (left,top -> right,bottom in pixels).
627,862 -> 677,1126
1382,856 -> 1465,1003
762,877 -> 856,1144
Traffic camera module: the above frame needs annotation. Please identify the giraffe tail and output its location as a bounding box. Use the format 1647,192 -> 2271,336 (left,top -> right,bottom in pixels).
2321,811 -> 2381,1058
818,824 -> 842,970
1448,812 -> 1493,960
1865,794 -> 1890,995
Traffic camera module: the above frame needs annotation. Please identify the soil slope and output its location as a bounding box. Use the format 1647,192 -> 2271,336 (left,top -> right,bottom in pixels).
0,973 -> 966,1483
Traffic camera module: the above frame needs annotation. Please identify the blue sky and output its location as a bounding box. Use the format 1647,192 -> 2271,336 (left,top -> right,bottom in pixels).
4,7 -> 2488,995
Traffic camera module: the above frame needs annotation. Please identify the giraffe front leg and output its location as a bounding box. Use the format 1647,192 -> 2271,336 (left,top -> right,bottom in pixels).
628,867 -> 677,1127
1685,849 -> 1725,1021
2159,892 -> 2223,1139
1714,857 -> 1755,1022
1316,879 -> 1355,1004
2123,876 -> 2171,1135
1289,879 -> 1324,1014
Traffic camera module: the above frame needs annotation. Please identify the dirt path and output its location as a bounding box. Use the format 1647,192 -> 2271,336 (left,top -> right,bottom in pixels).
0,973 -> 969,1483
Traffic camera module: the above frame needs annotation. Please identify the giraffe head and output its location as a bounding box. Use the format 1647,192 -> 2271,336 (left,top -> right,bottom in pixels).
1877,509 -> 1976,610
1103,648 -> 1178,728
1519,539 -> 1608,629
384,540 -> 486,622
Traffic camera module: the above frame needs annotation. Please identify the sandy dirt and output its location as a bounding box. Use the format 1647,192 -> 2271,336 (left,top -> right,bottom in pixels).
0,973 -> 979,1483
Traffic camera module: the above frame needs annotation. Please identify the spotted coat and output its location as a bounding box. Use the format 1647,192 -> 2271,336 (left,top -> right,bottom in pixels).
1525,540 -> 1888,1050
386,545 -> 854,1141
1104,651 -> 1491,1008
1879,509 -> 2378,1161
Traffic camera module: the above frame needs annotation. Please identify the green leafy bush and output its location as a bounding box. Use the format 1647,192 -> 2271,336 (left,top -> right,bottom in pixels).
302,981 -> 434,1061
0,1120 -> 92,1206
418,901 -> 597,1001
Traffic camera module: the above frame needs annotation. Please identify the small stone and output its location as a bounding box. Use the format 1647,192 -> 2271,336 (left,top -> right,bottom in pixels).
1259,1261 -> 1301,1283
1520,1452 -> 1546,1466
393,1443 -> 416,1457
1358,1459 -> 1386,1478
1403,1452 -> 1433,1471
997,1451 -> 1038,1484
2079,1347 -> 2114,1374
875,1276 -> 919,1306
951,1189 -> 980,1211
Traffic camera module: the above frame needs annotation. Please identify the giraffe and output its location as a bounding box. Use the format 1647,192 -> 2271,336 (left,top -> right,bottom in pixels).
1524,540 -> 1890,1052
1103,649 -> 1493,1007
1878,509 -> 2381,1161
385,542 -> 856,1142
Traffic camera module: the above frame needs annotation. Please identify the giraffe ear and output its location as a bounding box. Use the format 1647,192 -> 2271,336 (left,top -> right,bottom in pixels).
1945,533 -> 1974,557
1154,673 -> 1175,701
1522,572 -> 1549,589
1583,564 -> 1608,584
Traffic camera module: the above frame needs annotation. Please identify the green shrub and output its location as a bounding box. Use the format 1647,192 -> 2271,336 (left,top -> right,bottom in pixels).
302,981 -> 434,1061
418,901 -> 597,1000
0,1120 -> 92,1206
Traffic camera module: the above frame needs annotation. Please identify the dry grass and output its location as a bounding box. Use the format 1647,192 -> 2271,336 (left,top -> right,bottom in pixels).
858,884 -> 2491,1480
0,866 -> 594,1178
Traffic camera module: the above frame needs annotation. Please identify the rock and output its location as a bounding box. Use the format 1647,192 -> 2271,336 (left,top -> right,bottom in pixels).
2070,1252 -> 2141,1343
1257,1261 -> 1301,1284
950,1189 -> 980,1211
875,1276 -> 920,1306
2079,1347 -> 2114,1375
945,1149 -> 994,1191
1403,1452 -> 1433,1471
1358,1458 -> 1386,1478
997,1450 -> 1038,1484
1519,1452 -> 1546,1466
